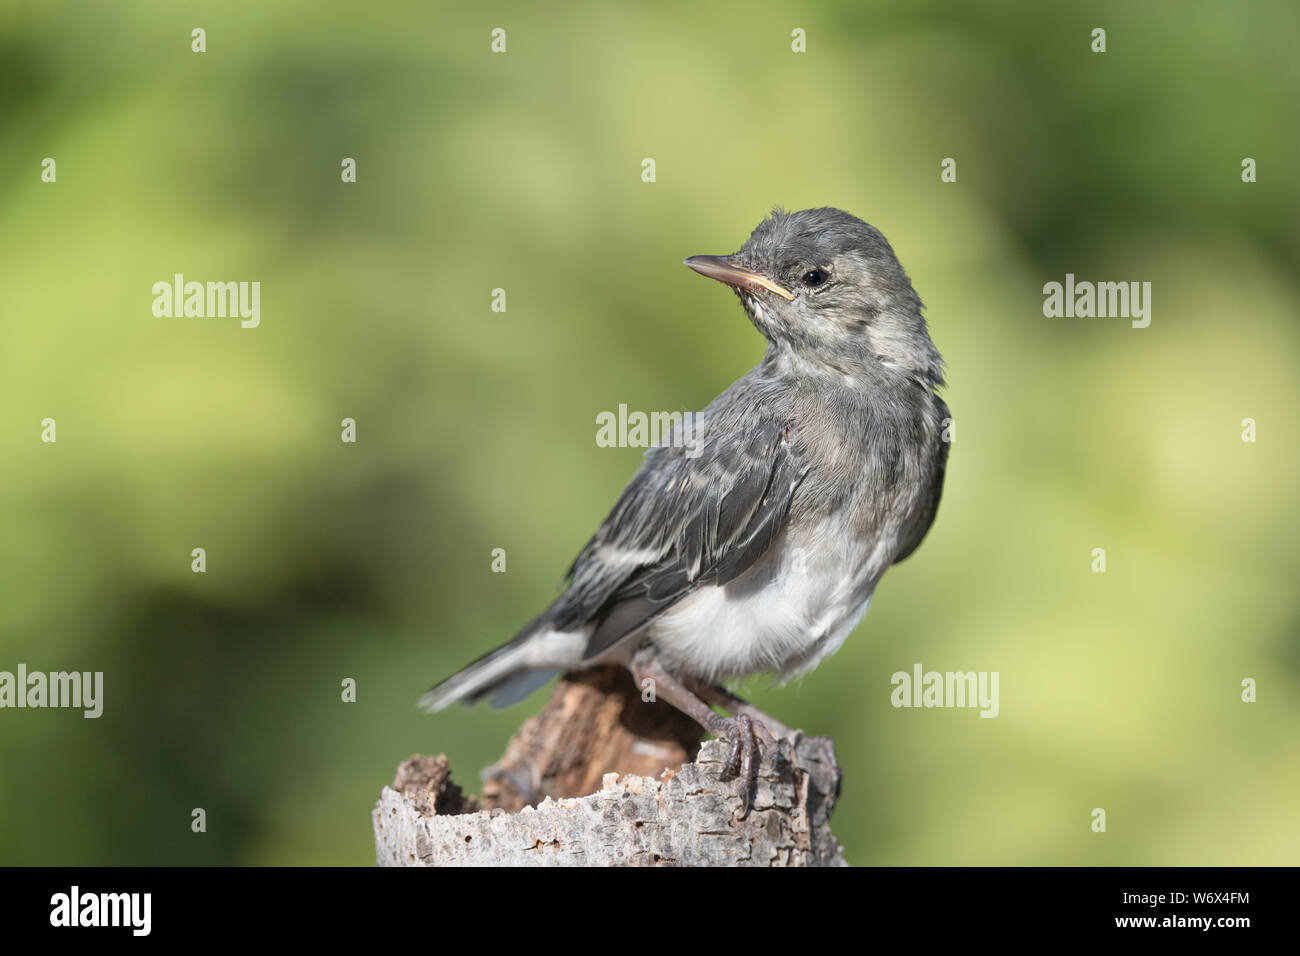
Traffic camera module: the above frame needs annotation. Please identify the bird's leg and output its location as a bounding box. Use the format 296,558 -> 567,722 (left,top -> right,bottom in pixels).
692,682 -> 794,743
694,680 -> 838,772
630,660 -> 763,818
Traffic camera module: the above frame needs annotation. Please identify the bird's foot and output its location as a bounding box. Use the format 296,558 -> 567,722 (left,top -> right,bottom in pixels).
704,713 -> 774,818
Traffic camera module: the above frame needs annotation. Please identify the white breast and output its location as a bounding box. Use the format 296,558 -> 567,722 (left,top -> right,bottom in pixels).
644,518 -> 897,684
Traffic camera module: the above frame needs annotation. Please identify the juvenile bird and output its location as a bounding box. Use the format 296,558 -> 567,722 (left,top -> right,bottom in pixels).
422,207 -> 949,809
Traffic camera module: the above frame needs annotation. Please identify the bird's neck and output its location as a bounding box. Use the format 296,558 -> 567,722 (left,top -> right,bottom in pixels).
760,344 -> 937,396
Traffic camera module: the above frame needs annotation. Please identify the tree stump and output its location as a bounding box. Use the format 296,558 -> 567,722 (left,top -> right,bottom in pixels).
373,666 -> 847,866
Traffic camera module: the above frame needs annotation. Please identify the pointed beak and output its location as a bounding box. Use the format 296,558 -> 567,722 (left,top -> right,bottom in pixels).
683,255 -> 795,301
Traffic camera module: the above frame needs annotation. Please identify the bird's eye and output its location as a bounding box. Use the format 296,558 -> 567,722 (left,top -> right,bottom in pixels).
801,268 -> 829,289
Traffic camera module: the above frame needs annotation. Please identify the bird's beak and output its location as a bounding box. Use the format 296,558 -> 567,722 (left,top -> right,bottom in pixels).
683,255 -> 795,301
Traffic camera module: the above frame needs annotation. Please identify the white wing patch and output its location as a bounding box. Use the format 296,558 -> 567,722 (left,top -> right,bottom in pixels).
594,544 -> 664,568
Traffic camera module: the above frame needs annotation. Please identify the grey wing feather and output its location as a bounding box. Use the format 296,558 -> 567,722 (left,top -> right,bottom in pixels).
547,415 -> 808,661
893,394 -> 949,564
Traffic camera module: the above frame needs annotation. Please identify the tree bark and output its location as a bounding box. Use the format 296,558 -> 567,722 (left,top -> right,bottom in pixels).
373,666 -> 846,866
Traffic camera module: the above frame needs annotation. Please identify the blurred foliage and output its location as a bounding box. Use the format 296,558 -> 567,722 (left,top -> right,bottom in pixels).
1,0 -> 1297,865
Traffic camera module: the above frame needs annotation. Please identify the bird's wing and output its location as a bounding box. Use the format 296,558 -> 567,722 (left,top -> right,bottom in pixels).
549,413 -> 809,661
893,394 -> 949,564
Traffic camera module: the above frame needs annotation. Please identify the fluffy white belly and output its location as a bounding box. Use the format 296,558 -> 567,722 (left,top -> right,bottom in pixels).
644,520 -> 893,683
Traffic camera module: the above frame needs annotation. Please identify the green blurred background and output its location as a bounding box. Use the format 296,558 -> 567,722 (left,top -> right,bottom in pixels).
2,1 -> 1297,865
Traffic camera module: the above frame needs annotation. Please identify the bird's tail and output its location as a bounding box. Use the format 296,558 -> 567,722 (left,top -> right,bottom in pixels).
418,619 -> 559,712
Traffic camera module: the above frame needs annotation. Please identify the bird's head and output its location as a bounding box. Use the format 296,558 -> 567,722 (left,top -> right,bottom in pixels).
685,207 -> 943,387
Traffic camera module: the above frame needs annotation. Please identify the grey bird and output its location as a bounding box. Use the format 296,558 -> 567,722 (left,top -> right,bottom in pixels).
421,206 -> 949,809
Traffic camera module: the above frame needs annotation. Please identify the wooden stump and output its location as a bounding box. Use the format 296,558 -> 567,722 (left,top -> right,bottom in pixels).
373,666 -> 846,866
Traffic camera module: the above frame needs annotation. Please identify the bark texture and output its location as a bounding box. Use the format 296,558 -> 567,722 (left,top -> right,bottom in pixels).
373,667 -> 846,866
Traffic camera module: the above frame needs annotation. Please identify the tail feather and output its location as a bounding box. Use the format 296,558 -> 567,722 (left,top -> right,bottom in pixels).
486,667 -> 558,708
419,618 -> 557,712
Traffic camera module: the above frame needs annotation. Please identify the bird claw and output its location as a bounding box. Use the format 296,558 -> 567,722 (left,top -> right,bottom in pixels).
706,713 -> 772,819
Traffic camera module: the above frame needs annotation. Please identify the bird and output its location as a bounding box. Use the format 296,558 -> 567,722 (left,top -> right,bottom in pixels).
421,206 -> 949,811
